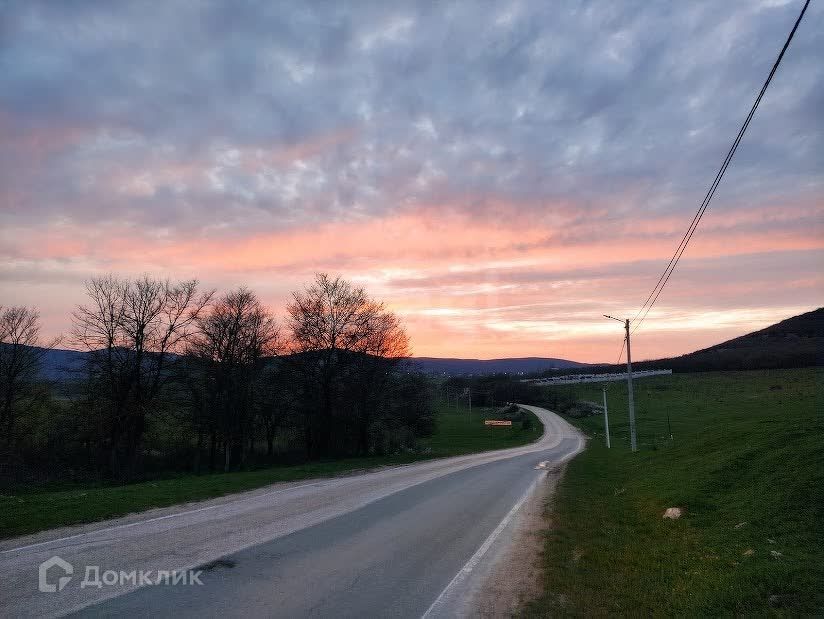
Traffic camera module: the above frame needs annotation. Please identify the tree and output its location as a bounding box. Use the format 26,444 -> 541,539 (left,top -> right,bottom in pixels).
0,306 -> 56,447
257,358 -> 298,459
71,275 -> 212,477
287,273 -> 410,458
187,288 -> 279,471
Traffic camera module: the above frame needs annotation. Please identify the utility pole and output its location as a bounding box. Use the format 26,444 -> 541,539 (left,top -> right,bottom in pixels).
604,315 -> 638,452
602,385 -> 611,449
624,318 -> 637,452
468,388 -> 472,421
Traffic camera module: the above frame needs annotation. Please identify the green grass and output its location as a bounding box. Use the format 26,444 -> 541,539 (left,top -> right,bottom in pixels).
0,402 -> 541,539
526,368 -> 823,616
424,403 -> 543,455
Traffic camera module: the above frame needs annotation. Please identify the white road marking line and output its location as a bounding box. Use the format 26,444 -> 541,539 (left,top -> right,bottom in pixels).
421,471 -> 544,619
421,434 -> 585,619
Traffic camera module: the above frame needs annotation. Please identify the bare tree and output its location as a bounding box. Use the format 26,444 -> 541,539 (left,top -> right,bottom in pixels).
0,306 -> 57,446
287,274 -> 409,458
188,288 -> 279,471
72,275 -> 212,477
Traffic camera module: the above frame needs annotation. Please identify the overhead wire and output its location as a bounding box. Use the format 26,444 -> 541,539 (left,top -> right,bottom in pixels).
615,336 -> 626,366
629,0 -> 811,335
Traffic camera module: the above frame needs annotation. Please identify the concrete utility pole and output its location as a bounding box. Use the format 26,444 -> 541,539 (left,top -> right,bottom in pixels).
602,385 -> 611,449
624,318 -> 637,451
604,315 -> 638,452
468,388 -> 472,421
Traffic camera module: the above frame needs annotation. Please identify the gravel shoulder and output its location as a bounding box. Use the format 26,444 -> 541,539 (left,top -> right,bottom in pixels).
469,464 -> 569,617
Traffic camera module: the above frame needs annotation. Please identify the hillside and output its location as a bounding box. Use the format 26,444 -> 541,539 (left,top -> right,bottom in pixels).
651,307 -> 824,372
38,348 -> 88,381
527,368 -> 823,615
528,307 -> 824,377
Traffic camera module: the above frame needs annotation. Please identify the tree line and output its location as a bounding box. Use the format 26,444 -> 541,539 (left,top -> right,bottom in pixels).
0,273 -> 434,484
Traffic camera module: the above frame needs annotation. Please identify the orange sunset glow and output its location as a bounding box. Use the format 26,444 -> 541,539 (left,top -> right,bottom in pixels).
1,1 -> 822,363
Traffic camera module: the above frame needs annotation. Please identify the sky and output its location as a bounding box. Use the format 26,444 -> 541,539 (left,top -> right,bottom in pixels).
1,1 -> 822,363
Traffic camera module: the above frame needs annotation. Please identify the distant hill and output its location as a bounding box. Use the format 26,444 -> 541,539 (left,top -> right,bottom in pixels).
660,307 -> 824,371
411,356 -> 588,375
529,307 -> 824,378
32,309 -> 822,380
39,348 -> 91,380
34,348 -> 586,381
613,307 -> 823,374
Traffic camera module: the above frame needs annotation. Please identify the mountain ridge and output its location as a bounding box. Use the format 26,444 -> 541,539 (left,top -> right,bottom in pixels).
610,307 -> 823,373
410,356 -> 588,375
27,307 -> 823,379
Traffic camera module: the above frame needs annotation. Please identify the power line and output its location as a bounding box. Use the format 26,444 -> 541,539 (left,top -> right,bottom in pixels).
615,336 -> 626,366
604,335 -> 626,391
630,0 -> 811,335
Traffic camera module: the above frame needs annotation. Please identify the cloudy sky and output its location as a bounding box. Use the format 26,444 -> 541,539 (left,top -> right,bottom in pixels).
1,0 -> 821,362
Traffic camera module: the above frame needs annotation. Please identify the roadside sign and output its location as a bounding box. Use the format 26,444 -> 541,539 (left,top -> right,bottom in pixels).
484,420 -> 512,426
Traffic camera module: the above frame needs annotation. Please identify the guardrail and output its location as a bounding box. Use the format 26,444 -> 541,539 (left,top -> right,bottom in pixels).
522,369 -> 672,385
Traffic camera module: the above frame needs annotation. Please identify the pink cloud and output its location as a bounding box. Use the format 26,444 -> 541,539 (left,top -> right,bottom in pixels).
2,196 -> 822,362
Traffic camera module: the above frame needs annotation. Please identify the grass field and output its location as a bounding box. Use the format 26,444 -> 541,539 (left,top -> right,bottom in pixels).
0,401 -> 541,539
526,368 -> 823,616
424,402 -> 543,455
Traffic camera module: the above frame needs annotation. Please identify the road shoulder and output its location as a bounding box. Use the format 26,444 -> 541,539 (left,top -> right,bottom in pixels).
467,464 -> 567,617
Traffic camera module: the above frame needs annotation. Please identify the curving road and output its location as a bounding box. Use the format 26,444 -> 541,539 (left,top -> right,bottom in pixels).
0,405 -> 583,618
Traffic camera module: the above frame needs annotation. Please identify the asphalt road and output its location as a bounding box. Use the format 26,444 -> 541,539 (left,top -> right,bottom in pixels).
0,405 -> 583,618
